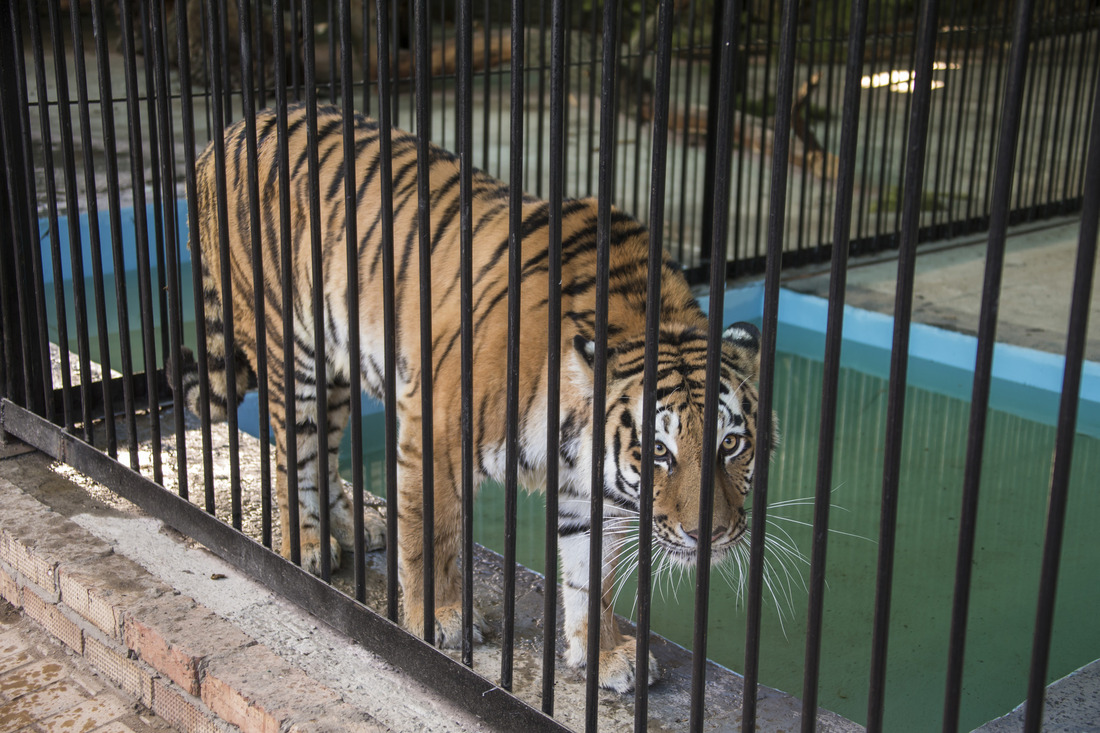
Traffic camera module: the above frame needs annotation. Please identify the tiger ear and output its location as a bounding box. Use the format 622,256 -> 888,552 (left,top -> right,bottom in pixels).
723,321 -> 761,382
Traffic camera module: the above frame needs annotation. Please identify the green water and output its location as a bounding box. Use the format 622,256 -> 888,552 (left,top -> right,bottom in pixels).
344,327 -> 1100,731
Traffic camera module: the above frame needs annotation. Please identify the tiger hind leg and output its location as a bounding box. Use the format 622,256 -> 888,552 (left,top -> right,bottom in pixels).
396,411 -> 484,648
323,377 -> 386,555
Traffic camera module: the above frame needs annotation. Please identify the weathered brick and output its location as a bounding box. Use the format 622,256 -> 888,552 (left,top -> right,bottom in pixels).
124,595 -> 252,697
59,554 -> 169,641
82,635 -> 153,708
21,586 -> 82,654
201,644 -> 341,733
1,529 -> 58,596
0,564 -> 19,608
151,677 -> 223,733
0,478 -> 111,595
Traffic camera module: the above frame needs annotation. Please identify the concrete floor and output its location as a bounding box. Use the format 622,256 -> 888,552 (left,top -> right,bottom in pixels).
782,216 -> 1100,362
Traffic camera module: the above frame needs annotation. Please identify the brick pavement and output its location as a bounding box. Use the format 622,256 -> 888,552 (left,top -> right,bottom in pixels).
0,599 -> 179,733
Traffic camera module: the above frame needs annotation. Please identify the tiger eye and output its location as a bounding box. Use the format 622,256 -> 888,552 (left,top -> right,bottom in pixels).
653,441 -> 668,457
722,434 -> 739,450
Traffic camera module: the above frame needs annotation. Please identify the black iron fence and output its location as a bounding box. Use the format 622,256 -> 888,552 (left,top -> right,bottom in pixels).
0,0 -> 1098,731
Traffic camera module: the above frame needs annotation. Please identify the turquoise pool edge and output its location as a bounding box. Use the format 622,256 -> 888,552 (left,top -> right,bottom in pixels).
700,282 -> 1100,439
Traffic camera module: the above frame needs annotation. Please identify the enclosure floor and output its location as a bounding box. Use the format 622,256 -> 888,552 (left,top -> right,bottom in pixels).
782,215 -> 1100,362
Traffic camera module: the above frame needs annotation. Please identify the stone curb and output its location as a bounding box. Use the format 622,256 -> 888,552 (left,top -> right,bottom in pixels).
0,475 -> 388,733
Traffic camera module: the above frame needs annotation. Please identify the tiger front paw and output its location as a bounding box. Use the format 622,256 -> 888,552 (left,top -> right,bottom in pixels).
566,635 -> 661,693
434,604 -> 485,649
363,507 -> 386,552
403,604 -> 485,649
299,532 -> 342,575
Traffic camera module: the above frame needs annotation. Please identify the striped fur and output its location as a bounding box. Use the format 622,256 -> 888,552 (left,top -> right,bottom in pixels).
182,104 -> 769,693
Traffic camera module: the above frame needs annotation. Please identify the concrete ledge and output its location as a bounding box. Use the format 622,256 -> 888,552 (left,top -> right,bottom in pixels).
0,457 -> 389,733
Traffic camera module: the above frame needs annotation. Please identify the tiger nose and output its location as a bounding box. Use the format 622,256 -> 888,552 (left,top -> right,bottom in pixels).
686,526 -> 728,544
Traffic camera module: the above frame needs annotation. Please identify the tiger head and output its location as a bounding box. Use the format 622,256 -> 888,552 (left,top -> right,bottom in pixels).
569,321 -> 771,568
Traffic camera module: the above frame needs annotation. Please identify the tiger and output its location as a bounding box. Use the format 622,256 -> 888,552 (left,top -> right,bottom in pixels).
180,103 -> 771,693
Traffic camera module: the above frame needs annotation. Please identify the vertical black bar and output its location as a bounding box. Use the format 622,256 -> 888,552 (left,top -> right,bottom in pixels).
633,0 -> 675,728
301,0 -> 332,581
500,0 -> 524,692
929,0 -> 959,235
1011,13 -> 1042,217
855,0 -> 884,246
740,0 -> 790,727
541,0 -> 566,713
1023,66 -> 1100,733
980,15 -> 1010,220
273,0 -> 301,559
149,0 -> 189,497
456,0 -> 476,669
45,0 -> 95,445
27,3 -> 74,432
120,0 -> 164,483
374,0 -> 400,623
793,7 -> 815,258
1060,25 -> 1094,207
328,0 -> 337,103
873,1 -> 903,249
7,0 -> 52,421
1026,16 -> 1061,219
698,0 -> 723,259
290,0 -> 301,100
674,0 -> 699,266
204,0 -> 244,526
137,0 -> 170,372
218,1 -> 233,125
413,0 -> 435,645
584,0 -> 619,728
0,97 -> 26,413
865,2 -> 939,730
946,0 -> 980,236
254,0 -> 267,110
942,2 -> 1035,729
1043,23 -> 1075,208
89,0 -> 139,470
0,0 -> 48,420
1074,34 -> 1100,198
965,0 -> 999,223
800,1 -> 868,728
534,0 -> 547,199
174,0 -> 218,515
237,0 -> 272,542
361,0 -> 371,115
814,0 -> 841,259
338,0 -> 366,602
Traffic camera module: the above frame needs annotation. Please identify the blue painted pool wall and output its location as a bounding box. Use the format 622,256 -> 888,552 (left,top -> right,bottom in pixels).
38,201 -> 192,283
705,282 -> 1099,438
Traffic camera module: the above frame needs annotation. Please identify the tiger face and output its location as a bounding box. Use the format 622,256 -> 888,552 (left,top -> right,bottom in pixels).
574,321 -> 766,568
